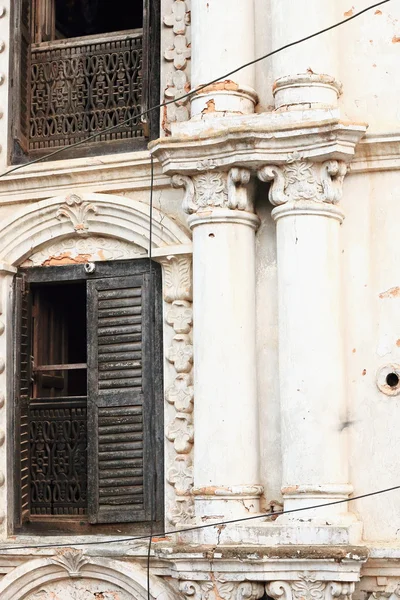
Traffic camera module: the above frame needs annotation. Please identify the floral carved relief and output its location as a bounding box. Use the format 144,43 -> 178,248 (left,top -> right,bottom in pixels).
172,168 -> 253,214
163,0 -> 191,134
161,254 -> 195,525
258,154 -> 347,207
266,577 -> 355,600
179,580 -> 265,600
56,194 -> 98,234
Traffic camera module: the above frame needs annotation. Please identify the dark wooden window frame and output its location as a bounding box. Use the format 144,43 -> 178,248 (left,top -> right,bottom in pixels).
11,259 -> 164,535
8,0 -> 160,164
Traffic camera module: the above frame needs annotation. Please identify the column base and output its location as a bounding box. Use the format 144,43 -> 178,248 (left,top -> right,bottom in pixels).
190,84 -> 258,119
277,484 -> 358,526
273,74 -> 342,111
192,485 -> 264,521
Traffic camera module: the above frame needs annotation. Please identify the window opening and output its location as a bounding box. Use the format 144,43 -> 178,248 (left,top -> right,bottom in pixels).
29,281 -> 88,517
54,0 -> 143,40
12,0 -> 160,160
14,259 -> 164,533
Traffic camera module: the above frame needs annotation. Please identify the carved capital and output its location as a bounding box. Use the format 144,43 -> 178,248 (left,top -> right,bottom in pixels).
179,580 -> 264,600
266,577 -> 355,600
258,156 -> 347,207
172,168 -> 253,215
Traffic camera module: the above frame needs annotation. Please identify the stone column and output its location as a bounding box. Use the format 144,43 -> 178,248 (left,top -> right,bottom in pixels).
173,168 -> 262,520
190,0 -> 257,118
269,0 -> 341,110
258,158 -> 353,524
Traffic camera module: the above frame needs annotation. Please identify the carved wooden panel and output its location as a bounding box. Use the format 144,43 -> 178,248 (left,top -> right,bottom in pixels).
29,397 -> 87,516
29,31 -> 145,151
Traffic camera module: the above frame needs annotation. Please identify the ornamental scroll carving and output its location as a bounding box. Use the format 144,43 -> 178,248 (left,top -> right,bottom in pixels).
172,168 -> 253,214
163,0 -> 191,134
258,154 -> 347,206
56,194 -> 97,234
179,579 -> 265,600
266,577 -> 355,600
161,254 -> 195,525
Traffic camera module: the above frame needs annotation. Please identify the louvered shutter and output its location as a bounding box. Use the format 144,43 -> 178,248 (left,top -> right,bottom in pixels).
87,271 -> 155,524
14,275 -> 31,526
13,0 -> 31,155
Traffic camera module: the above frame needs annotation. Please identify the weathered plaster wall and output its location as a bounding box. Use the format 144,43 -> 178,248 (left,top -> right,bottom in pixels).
338,0 -> 400,132
342,169 -> 400,542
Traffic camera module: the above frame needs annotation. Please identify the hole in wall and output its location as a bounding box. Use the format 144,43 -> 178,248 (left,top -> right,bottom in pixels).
209,233 -> 215,238
386,372 -> 399,388
377,364 -> 400,395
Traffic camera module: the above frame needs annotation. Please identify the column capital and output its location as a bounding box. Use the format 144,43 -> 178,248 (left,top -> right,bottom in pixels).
258,156 -> 347,207
266,579 -> 355,600
172,167 -> 259,229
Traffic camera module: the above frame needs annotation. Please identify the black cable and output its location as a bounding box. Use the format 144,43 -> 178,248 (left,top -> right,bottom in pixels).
0,484 -> 399,552
146,154 -> 155,600
0,0 -> 391,179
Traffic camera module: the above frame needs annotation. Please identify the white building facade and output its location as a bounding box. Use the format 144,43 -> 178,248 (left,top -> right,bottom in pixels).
0,0 -> 397,599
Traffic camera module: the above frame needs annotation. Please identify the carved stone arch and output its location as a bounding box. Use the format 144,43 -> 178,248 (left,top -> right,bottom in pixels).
0,191 -> 194,533
0,192 -> 191,266
0,554 -> 179,600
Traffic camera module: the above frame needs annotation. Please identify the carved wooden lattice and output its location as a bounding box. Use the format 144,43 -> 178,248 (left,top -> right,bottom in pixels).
29,31 -> 144,150
29,398 -> 87,515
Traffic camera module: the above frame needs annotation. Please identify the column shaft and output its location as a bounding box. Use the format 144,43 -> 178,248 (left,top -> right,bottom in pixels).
270,0 -> 341,109
190,0 -> 257,117
274,204 -> 352,521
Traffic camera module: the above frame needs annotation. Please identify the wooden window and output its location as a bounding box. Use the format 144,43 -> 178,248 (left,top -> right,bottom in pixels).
13,259 -> 163,534
10,0 -> 160,161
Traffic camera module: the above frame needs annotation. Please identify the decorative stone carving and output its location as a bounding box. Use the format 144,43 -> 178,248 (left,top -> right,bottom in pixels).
163,254 -> 193,303
258,157 -> 347,206
26,580 -> 132,600
24,236 -> 146,267
56,194 -> 97,234
266,577 -> 355,600
163,0 -> 191,133
179,580 -> 265,600
51,549 -> 89,577
167,300 -> 193,334
168,496 -> 195,525
161,253 -> 195,525
173,168 -> 253,214
166,372 -> 194,413
167,455 -> 194,495
166,413 -> 194,453
167,334 -> 194,373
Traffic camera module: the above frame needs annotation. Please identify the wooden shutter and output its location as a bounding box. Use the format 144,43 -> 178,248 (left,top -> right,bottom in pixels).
12,0 -> 31,156
14,274 -> 31,526
87,268 -> 160,524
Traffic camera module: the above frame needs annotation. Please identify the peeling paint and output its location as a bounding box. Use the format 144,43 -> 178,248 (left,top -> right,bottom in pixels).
392,36 -> 400,43
375,9 -> 382,14
202,99 -> 216,114
344,7 -> 354,17
41,252 -> 92,266
198,79 -> 239,94
379,286 -> 400,298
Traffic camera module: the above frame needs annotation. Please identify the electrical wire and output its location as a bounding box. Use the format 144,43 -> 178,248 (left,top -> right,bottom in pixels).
0,484 -> 399,552
147,154 -> 155,600
0,0 -> 391,179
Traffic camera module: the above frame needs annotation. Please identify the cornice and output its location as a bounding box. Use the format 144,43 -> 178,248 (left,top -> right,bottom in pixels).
150,110 -> 367,175
0,151 -> 170,204
350,132 -> 400,173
